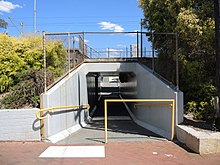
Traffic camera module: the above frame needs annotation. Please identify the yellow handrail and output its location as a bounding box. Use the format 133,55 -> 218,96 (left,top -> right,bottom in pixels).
104,99 -> 175,144
36,104 -> 90,120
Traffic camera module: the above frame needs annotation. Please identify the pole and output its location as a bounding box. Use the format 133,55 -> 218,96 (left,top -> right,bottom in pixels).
21,22 -> 24,36
152,32 -> 155,72
176,33 -> 179,91
40,94 -> 45,141
90,47 -> 92,59
104,100 -> 108,143
137,31 -> 139,58
140,19 -> 143,59
214,0 -> 220,129
43,31 -> 47,93
72,37 -> 76,67
107,48 -> 110,58
68,33 -> 71,73
34,0 -> 37,34
82,32 -> 85,60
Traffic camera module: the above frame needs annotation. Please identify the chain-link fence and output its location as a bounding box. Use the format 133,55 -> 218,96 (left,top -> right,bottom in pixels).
43,31 -> 179,92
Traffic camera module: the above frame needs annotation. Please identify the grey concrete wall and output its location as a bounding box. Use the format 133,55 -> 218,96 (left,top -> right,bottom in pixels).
42,65 -> 90,140
42,63 -> 135,140
0,109 -> 40,141
130,63 -> 183,139
42,62 -> 183,140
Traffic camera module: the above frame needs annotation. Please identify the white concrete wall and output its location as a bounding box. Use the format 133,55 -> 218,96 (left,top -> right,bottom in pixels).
0,109 -> 40,141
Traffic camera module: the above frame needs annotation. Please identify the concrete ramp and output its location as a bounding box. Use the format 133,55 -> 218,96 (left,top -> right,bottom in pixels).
40,61 -> 183,142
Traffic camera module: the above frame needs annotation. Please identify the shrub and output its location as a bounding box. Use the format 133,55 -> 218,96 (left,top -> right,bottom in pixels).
0,69 -> 53,108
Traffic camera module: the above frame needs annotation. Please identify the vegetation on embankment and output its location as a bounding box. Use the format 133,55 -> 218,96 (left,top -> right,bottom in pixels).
139,0 -> 216,122
0,34 -> 66,108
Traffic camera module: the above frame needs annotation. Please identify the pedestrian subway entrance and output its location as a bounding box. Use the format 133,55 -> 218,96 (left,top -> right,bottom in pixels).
36,86 -> 172,144
37,61 -> 183,144
56,94 -> 169,145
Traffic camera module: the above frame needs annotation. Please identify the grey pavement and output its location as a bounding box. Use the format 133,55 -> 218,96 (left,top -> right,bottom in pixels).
57,117 -> 165,145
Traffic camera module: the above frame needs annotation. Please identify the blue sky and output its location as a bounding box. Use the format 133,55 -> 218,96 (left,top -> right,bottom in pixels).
0,0 -> 151,53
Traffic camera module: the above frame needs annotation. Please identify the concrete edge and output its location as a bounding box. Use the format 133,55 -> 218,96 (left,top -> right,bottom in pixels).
47,122 -> 87,144
176,125 -> 220,154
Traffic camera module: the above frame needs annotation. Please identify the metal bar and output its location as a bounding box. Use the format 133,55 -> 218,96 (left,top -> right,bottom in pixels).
137,31 -> 139,58
40,94 -> 45,141
171,100 -> 175,140
152,32 -> 155,72
43,31 -> 47,93
104,99 -> 175,143
176,33 -> 179,90
154,32 -> 176,35
72,36 -> 76,67
45,32 -> 84,35
140,19 -> 143,59
36,104 -> 90,120
68,33 -> 71,73
134,104 -> 172,108
104,100 -> 108,144
45,31 -> 154,36
82,32 -> 85,60
105,99 -> 174,102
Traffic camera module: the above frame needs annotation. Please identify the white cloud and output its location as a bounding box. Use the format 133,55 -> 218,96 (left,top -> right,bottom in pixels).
98,21 -> 124,32
0,1 -> 22,13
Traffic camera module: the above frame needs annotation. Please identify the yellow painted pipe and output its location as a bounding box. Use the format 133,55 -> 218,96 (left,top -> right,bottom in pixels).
104,100 -> 108,144
171,100 -> 175,141
134,104 -> 172,109
36,104 -> 90,120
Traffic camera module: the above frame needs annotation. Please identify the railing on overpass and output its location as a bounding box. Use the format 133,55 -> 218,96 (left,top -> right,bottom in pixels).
43,31 -> 179,93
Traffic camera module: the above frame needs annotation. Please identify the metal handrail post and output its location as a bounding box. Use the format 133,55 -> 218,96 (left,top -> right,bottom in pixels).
104,100 -> 108,144
40,94 -> 45,141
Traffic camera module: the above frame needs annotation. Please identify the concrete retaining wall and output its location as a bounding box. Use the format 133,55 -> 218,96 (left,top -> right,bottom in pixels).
0,109 -> 40,141
42,62 -> 184,141
176,125 -> 220,154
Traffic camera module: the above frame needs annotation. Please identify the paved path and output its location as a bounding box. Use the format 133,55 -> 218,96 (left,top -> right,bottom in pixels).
58,118 -> 163,144
1,141 -> 220,165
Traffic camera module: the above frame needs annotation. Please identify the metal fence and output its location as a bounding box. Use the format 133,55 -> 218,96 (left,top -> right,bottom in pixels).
43,31 -> 179,92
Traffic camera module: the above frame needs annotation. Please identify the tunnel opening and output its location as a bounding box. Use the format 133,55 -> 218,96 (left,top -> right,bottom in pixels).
57,71 -> 162,144
86,72 -> 136,118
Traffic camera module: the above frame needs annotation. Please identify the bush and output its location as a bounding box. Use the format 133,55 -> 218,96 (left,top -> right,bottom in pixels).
0,69 -> 53,108
0,34 -> 66,94
185,83 -> 216,122
186,100 -> 215,122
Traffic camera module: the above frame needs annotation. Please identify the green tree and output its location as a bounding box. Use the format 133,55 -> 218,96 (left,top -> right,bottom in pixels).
139,0 -> 216,121
0,34 -> 67,108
